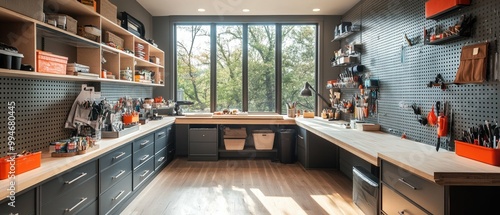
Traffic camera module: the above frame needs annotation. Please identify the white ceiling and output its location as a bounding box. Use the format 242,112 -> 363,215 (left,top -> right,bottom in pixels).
137,0 -> 361,16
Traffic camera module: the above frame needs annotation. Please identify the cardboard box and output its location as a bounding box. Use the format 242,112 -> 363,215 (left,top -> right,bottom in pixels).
0,0 -> 44,21
98,0 -> 118,24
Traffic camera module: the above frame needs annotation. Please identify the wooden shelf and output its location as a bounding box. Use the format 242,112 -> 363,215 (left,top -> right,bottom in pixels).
36,23 -> 100,48
426,34 -> 469,45
0,68 -> 164,86
44,0 -> 99,17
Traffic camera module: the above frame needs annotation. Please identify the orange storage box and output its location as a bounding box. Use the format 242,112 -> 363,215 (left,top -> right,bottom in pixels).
455,140 -> 500,166
425,0 -> 470,19
36,50 -> 68,74
0,151 -> 41,180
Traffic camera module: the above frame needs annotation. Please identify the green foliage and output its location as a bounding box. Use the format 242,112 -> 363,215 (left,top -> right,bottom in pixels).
176,24 -> 317,113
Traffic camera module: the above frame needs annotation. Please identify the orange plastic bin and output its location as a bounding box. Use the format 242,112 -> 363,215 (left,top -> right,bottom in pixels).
0,151 -> 42,180
455,140 -> 500,166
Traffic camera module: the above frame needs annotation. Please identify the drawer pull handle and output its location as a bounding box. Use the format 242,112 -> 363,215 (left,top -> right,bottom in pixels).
65,197 -> 87,212
158,157 -> 165,162
168,149 -> 175,154
65,172 -> 87,185
158,132 -> 165,136
113,190 -> 125,201
140,170 -> 150,177
398,178 -> 417,190
298,135 -> 304,140
113,170 -> 126,179
140,154 -> 150,161
113,152 -> 126,160
398,210 -> 405,215
140,140 -> 150,146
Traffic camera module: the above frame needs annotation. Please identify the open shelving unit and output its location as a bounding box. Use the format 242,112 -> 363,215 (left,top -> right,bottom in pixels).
0,1 -> 165,86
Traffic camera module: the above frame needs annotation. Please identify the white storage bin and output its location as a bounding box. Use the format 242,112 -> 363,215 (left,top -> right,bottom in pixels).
253,130 -> 275,150
224,139 -> 245,150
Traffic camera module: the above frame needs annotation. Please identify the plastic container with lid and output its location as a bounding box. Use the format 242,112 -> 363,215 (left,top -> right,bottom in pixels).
0,43 -> 24,70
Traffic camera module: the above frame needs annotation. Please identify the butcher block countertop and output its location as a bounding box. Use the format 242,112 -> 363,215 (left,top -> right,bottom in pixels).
295,118 -> 500,185
174,114 -> 296,125
0,117 -> 175,199
3,115 -> 500,200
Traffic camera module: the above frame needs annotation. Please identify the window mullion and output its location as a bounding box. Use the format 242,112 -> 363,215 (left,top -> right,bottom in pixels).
243,24 -> 249,112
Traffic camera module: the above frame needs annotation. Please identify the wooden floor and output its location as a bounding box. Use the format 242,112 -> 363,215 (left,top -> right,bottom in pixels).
121,157 -> 365,215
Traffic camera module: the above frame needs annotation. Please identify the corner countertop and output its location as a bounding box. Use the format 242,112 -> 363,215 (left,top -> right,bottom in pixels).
0,117 -> 175,199
295,117 -> 500,185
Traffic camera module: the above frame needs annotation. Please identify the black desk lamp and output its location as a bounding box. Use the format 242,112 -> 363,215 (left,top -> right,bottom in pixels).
300,82 -> 331,107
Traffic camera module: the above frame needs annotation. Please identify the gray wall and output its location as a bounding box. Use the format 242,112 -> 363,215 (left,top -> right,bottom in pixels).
151,15 -> 341,111
110,0 -> 153,39
340,0 -> 500,150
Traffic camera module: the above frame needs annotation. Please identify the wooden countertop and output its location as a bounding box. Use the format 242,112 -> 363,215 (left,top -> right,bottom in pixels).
0,117 -> 175,198
174,115 -> 296,125
4,115 -> 500,200
295,118 -> 500,185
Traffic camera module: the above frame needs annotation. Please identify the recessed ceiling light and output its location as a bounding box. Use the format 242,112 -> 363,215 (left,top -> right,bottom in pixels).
198,8 -> 205,12
242,9 -> 250,12
313,8 -> 320,12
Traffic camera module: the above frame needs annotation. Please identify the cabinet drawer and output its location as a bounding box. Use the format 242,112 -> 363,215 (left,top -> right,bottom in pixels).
381,160 -> 444,215
381,184 -> 429,215
133,133 -> 155,152
297,133 -> 305,148
0,188 -> 35,215
133,144 -> 154,170
41,161 -> 97,205
190,141 -> 217,155
100,155 -> 132,193
78,200 -> 97,215
100,173 -> 132,215
133,157 -> 154,190
100,143 -> 132,172
155,126 -> 170,141
189,128 -> 217,142
155,130 -> 168,153
155,147 -> 167,171
41,175 -> 97,215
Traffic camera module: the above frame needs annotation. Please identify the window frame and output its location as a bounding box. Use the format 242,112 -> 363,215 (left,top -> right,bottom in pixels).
173,19 -> 320,114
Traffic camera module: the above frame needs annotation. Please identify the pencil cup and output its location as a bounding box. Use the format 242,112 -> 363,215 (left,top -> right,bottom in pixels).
287,108 -> 296,118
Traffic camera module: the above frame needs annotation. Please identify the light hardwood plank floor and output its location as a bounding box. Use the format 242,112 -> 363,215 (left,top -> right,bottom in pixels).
121,157 -> 365,215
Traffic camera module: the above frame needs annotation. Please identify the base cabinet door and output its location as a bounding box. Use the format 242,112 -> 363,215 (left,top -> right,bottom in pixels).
381,184 -> 429,215
99,173 -> 133,215
0,188 -> 36,215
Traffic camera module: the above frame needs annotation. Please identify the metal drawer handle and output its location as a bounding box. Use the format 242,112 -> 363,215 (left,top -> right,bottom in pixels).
65,197 -> 87,212
140,140 -> 150,146
113,191 -> 125,201
398,178 -> 417,190
157,132 -> 165,136
158,157 -> 165,162
168,149 -> 175,154
298,135 -> 304,140
112,170 -> 126,179
113,152 -> 126,160
140,154 -> 150,161
398,210 -> 405,215
140,170 -> 150,177
65,172 -> 87,185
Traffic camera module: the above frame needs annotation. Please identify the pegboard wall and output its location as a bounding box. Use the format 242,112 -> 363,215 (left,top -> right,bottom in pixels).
0,79 -> 153,157
339,0 -> 500,150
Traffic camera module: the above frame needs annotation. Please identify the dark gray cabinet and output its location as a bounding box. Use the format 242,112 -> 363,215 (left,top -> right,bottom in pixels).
155,124 -> 174,170
133,158 -> 155,190
175,124 -> 189,156
41,173 -> 98,215
0,188 -> 36,215
100,155 -> 132,193
99,173 -> 132,215
296,127 -> 338,169
99,143 -> 132,172
188,128 -> 218,161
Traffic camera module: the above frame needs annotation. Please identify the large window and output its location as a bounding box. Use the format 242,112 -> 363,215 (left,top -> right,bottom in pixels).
216,25 -> 243,111
248,25 -> 276,112
176,25 -> 211,113
175,24 -> 317,114
281,25 -> 317,113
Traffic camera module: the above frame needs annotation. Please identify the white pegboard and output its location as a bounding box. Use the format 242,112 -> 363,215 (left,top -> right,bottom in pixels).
339,0 -> 500,150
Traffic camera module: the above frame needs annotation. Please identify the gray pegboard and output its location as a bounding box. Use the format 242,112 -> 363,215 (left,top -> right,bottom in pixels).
0,78 -> 80,157
0,79 -> 153,157
100,82 -> 152,101
339,0 -> 500,150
